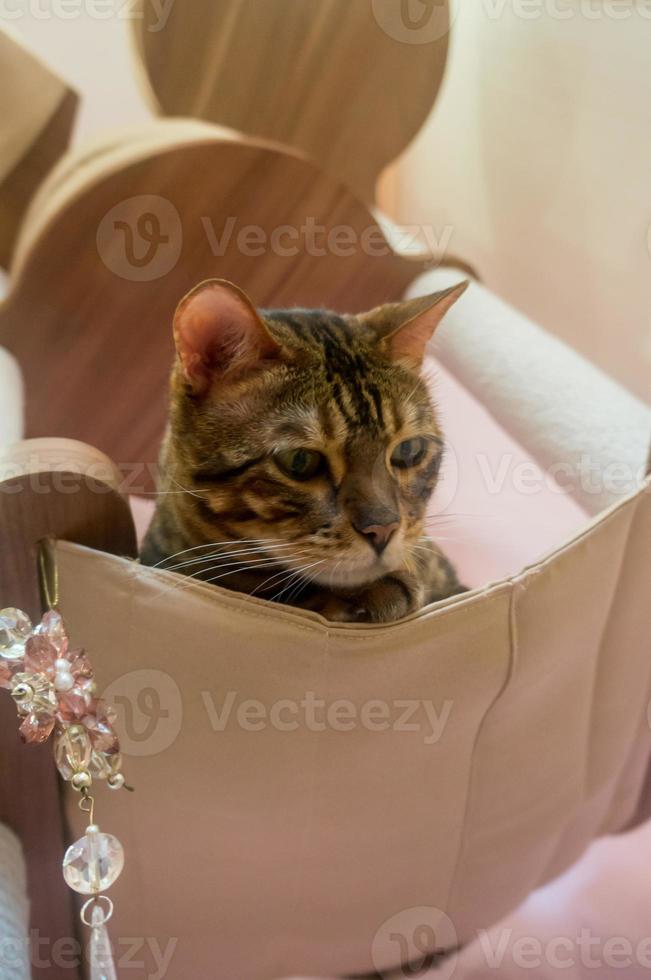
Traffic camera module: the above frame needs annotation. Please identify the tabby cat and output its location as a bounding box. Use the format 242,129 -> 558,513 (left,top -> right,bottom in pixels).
141,278 -> 468,622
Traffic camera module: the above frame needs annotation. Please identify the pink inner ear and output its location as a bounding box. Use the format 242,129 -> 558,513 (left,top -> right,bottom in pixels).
174,283 -> 277,391
389,320 -> 432,367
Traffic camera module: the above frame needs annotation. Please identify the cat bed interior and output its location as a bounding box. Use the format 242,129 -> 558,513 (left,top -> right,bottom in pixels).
2,271 -> 650,978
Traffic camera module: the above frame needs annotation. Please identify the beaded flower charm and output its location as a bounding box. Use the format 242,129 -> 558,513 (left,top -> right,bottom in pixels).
1,605 -> 129,980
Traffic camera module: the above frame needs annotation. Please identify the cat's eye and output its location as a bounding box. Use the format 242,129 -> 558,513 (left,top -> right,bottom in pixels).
390,437 -> 428,470
274,448 -> 325,481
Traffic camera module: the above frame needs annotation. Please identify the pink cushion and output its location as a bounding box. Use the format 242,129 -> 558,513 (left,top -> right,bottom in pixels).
427,358 -> 588,588
130,360 -> 588,588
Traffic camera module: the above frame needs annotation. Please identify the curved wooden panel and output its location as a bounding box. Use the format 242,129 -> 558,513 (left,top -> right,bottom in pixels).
0,123 -> 450,489
130,0 -> 451,202
0,29 -> 78,269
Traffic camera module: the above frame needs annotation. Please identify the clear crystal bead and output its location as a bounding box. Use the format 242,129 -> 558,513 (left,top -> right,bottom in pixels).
63,826 -> 124,894
0,608 -> 32,661
54,725 -> 92,780
11,672 -> 56,714
88,750 -> 123,780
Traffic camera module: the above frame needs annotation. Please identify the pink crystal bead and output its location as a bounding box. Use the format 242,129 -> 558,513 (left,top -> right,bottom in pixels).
36,610 -> 68,656
19,711 -> 55,744
0,662 -> 13,689
24,635 -> 57,678
83,701 -> 119,755
57,688 -> 91,722
63,826 -> 124,894
68,649 -> 93,680
84,717 -> 120,756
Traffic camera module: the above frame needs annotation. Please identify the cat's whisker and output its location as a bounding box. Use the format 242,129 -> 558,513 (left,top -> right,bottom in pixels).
166,475 -> 211,500
187,551 -> 311,582
282,571 -> 319,606
149,554 -> 288,601
272,572 -> 309,605
199,561 -> 301,590
249,564 -> 306,599
165,542 -> 297,572
418,536 -> 459,544
152,538 -> 294,568
426,511 -> 495,522
285,573 -> 315,604
266,561 -> 327,604
136,490 -> 210,496
155,555 -> 304,601
251,559 -> 326,599
328,559 -> 343,589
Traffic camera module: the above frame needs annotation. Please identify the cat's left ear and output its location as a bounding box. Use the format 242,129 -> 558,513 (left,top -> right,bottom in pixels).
364,281 -> 469,370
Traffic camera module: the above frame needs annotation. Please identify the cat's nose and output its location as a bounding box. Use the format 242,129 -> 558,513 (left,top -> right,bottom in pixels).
356,521 -> 400,556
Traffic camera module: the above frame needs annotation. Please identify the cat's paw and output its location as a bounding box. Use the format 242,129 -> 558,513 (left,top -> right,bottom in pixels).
316,579 -> 415,624
314,594 -> 368,623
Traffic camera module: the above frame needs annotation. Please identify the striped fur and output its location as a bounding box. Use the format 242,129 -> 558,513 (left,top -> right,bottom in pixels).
141,281 -> 466,622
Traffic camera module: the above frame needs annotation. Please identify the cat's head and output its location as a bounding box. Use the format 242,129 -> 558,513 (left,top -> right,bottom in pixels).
169,278 -> 467,589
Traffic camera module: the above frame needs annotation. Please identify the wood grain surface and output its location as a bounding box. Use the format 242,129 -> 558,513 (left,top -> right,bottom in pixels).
130,0 -> 451,203
0,89 -> 78,271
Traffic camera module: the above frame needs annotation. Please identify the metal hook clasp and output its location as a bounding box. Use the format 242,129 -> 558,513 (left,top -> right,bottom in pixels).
79,790 -> 95,826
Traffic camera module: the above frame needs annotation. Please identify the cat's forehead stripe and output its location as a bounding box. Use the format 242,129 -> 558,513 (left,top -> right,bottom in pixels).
263,307 -> 434,444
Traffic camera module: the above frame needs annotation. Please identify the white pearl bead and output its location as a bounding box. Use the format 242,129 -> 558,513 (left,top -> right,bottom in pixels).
55,670 -> 75,692
71,771 -> 92,790
107,773 -> 125,791
54,658 -> 69,672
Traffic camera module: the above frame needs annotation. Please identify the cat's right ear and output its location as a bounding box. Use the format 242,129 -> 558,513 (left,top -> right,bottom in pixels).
173,279 -> 282,394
